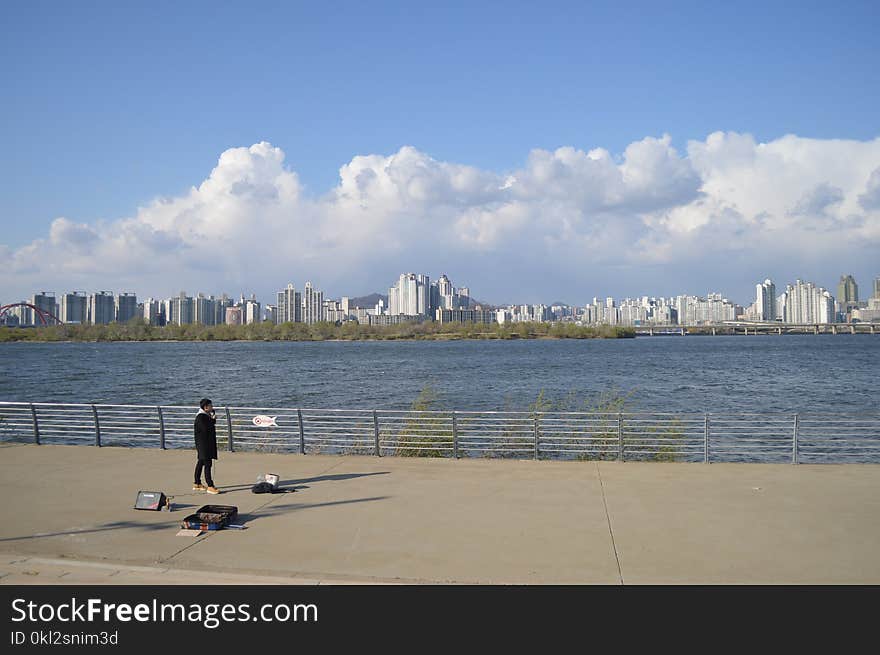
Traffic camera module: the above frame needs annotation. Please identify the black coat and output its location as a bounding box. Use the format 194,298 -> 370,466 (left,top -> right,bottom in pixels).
194,412 -> 218,461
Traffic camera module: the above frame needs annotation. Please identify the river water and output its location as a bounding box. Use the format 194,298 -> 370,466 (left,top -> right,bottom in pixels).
1,336 -> 877,413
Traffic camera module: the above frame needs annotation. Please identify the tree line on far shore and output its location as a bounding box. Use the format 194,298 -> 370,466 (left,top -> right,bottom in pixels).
0,318 -> 635,342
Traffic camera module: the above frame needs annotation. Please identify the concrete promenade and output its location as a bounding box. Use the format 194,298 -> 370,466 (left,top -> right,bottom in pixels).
0,443 -> 878,584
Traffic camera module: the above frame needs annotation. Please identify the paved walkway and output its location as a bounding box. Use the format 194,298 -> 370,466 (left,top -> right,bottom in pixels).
0,444 -> 878,584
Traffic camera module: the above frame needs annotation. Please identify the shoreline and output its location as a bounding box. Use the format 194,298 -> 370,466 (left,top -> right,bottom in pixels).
0,334 -> 633,344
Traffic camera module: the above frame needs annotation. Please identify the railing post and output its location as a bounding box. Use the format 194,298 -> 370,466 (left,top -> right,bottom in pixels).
92,404 -> 101,447
792,413 -> 799,465
452,411 -> 459,459
157,406 -> 165,450
617,413 -> 623,462
297,409 -> 305,454
373,410 -> 381,457
30,403 -> 40,445
533,414 -> 540,460
704,414 -> 709,464
225,407 -> 233,452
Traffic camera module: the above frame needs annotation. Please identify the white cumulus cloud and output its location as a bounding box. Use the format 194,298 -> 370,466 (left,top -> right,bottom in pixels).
2,133 -> 878,304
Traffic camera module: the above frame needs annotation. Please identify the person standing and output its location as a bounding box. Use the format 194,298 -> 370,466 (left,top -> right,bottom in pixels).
193,398 -> 220,494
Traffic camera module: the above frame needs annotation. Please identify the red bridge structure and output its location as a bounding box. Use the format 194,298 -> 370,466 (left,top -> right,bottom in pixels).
0,303 -> 64,326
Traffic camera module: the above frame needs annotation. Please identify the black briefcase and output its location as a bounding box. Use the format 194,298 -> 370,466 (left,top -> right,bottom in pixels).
134,490 -> 167,511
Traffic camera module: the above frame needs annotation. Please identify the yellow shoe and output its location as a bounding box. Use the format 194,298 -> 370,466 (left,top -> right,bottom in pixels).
206,486 -> 220,495
193,484 -> 206,491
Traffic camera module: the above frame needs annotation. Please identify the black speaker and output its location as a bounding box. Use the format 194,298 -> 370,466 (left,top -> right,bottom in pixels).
134,490 -> 167,511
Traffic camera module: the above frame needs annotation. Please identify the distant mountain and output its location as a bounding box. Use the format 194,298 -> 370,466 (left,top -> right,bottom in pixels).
349,293 -> 388,308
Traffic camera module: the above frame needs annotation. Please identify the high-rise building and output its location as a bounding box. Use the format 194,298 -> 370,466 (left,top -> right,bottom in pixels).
416,274 -> 430,316
170,292 -> 194,325
302,282 -> 324,324
276,283 -> 302,323
264,304 -> 278,324
776,294 -> 787,322
756,279 -> 777,321
872,276 -> 880,300
389,274 -> 412,315
389,273 -> 434,317
837,275 -> 859,317
143,298 -> 161,326
387,284 -> 397,314
163,299 -> 173,325
88,291 -> 116,324
193,294 -> 216,326
31,292 -> 58,323
59,292 -> 87,324
837,275 -> 858,305
214,294 -> 231,325
242,295 -> 261,324
820,291 -> 835,324
784,280 -> 835,324
115,292 -> 138,323
435,275 -> 450,310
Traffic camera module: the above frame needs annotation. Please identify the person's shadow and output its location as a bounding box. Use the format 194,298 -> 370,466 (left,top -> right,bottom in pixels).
217,471 -> 390,493
235,495 -> 390,525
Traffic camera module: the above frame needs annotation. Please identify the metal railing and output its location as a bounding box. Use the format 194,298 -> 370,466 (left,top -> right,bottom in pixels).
1,402 -> 879,464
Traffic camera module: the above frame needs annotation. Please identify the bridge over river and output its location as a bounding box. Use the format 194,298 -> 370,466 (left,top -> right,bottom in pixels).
634,322 -> 879,336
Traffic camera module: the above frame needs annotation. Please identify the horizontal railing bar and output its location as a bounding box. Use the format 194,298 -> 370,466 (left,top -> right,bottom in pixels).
302,415 -> 384,420
538,447 -> 618,452
28,420 -> 97,426
798,434 -> 880,438
89,421 -> 157,429
709,447 -> 794,452
305,437 -> 382,444
456,429 -> 534,435
707,434 -> 792,438
798,452 -> 880,456
799,420 -> 880,425
383,445 -> 454,451
0,402 -> 95,407
607,420 -> 707,425
799,439 -> 880,443
541,436 -> 627,441
304,432 -> 380,439
800,447 -> 880,452
297,422 -> 376,428
457,447 -> 535,452
383,439 -> 454,444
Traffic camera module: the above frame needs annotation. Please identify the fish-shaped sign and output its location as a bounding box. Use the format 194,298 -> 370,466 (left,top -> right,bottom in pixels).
252,415 -> 278,427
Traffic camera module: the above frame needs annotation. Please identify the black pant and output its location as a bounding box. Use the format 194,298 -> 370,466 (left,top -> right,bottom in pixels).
194,459 -> 214,487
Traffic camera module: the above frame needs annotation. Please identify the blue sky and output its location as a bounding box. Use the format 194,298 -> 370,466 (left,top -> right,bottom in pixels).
1,1 -> 879,303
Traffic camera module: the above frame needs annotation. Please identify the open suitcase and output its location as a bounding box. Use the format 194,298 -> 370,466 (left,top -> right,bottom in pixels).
181,505 -> 238,531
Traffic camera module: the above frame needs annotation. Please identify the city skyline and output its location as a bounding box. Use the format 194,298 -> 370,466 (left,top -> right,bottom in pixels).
5,270 -> 879,313
5,271 -> 879,328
